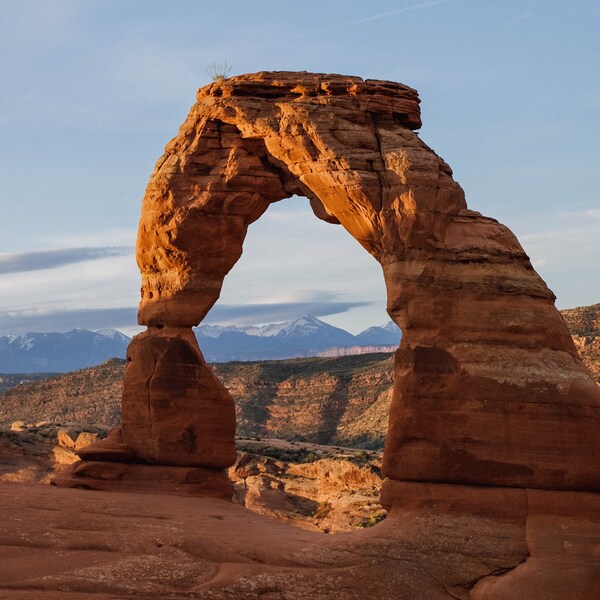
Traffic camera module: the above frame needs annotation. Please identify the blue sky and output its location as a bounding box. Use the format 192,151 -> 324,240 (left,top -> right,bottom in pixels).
0,0 -> 598,335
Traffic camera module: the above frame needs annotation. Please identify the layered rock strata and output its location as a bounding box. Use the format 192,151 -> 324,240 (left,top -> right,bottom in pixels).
58,71 -> 600,497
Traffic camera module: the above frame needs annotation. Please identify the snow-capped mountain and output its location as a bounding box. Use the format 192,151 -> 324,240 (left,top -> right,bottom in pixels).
95,329 -> 131,344
0,329 -> 130,373
354,321 -> 402,346
0,317 -> 402,373
195,317 -> 346,340
195,315 -> 401,362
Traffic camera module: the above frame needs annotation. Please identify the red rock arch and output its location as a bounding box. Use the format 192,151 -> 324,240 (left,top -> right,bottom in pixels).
121,72 -> 600,494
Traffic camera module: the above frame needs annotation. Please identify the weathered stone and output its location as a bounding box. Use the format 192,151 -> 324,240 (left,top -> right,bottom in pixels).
76,427 -> 133,462
121,326 -> 236,468
56,428 -> 77,449
380,480 -> 600,599
125,71 -> 600,491
3,480 -> 599,598
54,461 -> 233,499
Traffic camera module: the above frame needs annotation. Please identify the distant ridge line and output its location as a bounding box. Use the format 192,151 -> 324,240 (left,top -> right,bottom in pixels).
0,315 -> 402,373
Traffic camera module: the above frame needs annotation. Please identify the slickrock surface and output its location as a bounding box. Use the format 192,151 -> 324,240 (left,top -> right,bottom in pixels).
1,481 -> 599,599
125,70 -> 600,491
0,423 -> 108,484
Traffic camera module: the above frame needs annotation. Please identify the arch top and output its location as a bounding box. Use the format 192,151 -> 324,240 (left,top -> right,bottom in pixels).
197,71 -> 422,130
137,71 -> 467,327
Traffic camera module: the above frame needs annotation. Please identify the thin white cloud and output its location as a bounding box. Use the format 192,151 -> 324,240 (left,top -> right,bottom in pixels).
287,0 -> 453,40
0,298 -> 371,335
514,209 -> 600,309
204,299 -> 371,326
0,255 -> 139,315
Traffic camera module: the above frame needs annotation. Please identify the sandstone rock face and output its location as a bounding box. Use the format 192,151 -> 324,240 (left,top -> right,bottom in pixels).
125,71 -> 600,492
229,446 -> 385,533
121,327 -> 236,468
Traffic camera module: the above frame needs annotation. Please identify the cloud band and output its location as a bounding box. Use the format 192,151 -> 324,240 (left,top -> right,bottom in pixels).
0,246 -> 133,275
0,300 -> 371,335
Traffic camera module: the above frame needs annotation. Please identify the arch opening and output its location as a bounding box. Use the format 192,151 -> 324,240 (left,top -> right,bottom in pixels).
203,193 -> 390,336
197,195 -> 396,448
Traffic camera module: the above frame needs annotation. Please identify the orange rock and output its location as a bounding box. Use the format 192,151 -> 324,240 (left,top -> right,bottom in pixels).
3,480 -> 599,598
121,327 -> 236,468
76,427 -> 133,462
54,461 -> 233,499
124,71 -> 600,492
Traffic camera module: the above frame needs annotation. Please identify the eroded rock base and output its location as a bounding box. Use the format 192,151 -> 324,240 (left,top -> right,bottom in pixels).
2,480 -> 599,599
52,408 -> 234,500
382,480 -> 600,599
121,328 -> 237,469
53,460 -> 233,499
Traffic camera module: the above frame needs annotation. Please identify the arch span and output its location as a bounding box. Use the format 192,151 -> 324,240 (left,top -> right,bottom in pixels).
121,72 -> 600,492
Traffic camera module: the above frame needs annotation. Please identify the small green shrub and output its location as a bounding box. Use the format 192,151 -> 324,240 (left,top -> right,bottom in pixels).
358,512 -> 387,528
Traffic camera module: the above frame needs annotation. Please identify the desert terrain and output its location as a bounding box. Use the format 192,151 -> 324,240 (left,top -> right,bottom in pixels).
0,305 -> 599,597
1,66 -> 599,599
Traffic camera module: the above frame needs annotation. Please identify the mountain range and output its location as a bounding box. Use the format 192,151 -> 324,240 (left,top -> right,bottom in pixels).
0,329 -> 130,374
195,315 -> 401,362
0,303 -> 598,450
0,316 -> 401,373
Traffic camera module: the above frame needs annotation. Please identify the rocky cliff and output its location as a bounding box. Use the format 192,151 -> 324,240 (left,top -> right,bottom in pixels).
0,353 -> 394,448
561,302 -> 600,382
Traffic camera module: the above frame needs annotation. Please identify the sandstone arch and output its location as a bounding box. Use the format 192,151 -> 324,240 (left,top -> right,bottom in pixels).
104,73 -> 600,495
